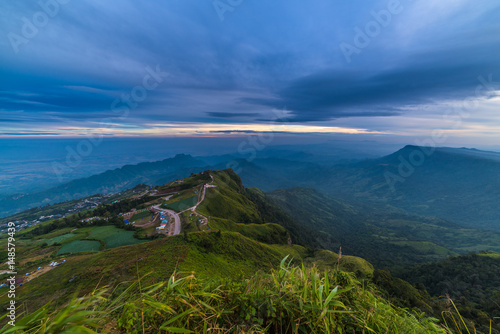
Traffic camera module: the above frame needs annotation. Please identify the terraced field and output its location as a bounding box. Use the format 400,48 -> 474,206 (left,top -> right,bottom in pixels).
164,196 -> 198,212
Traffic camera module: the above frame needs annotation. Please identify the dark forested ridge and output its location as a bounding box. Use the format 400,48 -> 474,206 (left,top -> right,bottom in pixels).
401,251 -> 500,333
267,187 -> 500,274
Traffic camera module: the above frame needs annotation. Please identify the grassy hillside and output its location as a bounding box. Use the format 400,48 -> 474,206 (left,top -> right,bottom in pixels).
3,168 -> 498,333
198,170 -> 261,223
196,170 -> 293,245
0,232 -> 295,313
0,230 -> 377,325
2,258 -> 450,334
0,170 -> 381,330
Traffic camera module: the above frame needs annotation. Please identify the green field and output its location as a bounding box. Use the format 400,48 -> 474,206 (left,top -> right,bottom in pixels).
89,226 -> 145,249
104,230 -> 145,249
390,240 -> 454,256
164,196 -> 198,212
43,233 -> 77,245
57,240 -> 101,255
88,226 -> 120,240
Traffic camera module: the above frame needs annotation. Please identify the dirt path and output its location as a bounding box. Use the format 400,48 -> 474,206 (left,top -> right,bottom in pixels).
133,214 -> 157,229
179,174 -> 216,227
24,266 -> 56,283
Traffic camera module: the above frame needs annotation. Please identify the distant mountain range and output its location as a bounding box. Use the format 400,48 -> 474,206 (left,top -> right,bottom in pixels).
266,187 -> 500,272
0,154 -> 209,217
2,145 -> 500,234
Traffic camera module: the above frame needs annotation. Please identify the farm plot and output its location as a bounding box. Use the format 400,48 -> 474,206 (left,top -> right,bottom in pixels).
57,240 -> 101,255
45,233 -> 76,245
164,196 -> 198,212
89,225 -> 145,249
104,231 -> 144,249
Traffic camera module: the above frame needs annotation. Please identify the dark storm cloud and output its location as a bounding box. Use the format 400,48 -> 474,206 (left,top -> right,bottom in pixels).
0,0 -> 499,133
244,43 -> 500,122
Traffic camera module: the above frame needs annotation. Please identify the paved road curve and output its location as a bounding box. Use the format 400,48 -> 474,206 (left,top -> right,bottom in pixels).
152,199 -> 181,236
152,175 -> 216,235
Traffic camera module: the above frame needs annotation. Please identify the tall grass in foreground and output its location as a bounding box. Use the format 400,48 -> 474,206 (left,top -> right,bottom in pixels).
441,296 -> 500,334
2,256 -> 484,333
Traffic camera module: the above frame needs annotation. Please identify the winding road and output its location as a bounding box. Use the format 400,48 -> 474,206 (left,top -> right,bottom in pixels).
180,174 -> 217,226
151,174 -> 216,236
152,196 -> 181,236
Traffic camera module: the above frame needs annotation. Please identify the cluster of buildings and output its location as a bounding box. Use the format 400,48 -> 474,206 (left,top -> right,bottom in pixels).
0,260 -> 66,288
189,212 -> 205,225
0,220 -> 32,233
80,216 -> 101,223
156,211 -> 170,230
38,214 -> 62,221
49,259 -> 66,267
0,213 -> 62,234
0,196 -> 112,234
67,197 -> 103,213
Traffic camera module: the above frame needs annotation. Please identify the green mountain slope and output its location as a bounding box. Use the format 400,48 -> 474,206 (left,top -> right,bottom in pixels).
2,168 -> 497,333
401,251 -> 500,333
267,187 -> 500,273
0,170 -> 370,316
2,252 -> 448,334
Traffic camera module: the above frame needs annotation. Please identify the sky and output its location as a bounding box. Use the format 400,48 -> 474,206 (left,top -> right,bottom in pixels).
1,0 -> 500,147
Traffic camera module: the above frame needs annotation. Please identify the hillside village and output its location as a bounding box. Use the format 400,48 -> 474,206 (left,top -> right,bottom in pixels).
0,172 -> 215,289
0,196 -> 109,234
0,188 -> 153,234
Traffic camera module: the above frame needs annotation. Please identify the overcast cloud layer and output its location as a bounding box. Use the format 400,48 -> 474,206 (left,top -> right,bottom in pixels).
0,0 -> 499,143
